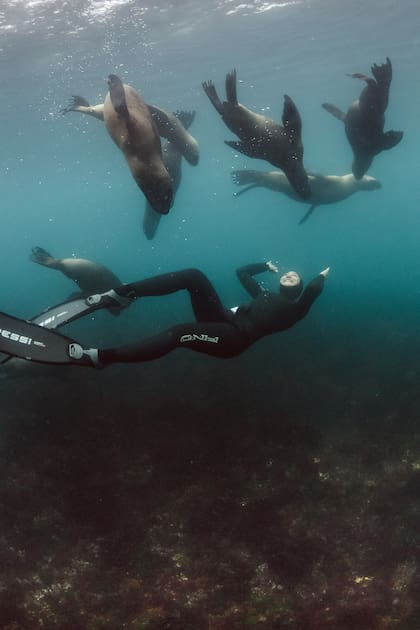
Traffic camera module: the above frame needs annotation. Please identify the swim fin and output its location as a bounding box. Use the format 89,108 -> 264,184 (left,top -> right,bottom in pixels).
0,289 -> 132,365
0,311 -> 87,365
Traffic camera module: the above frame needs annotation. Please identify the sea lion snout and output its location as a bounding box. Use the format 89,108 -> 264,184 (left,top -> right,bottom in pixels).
141,174 -> 174,215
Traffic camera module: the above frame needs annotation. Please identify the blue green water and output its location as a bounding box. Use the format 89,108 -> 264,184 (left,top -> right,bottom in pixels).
1,1 -> 420,627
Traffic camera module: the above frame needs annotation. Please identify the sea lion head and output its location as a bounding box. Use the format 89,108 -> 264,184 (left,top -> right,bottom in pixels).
130,161 -> 174,215
361,175 -> 382,191
352,152 -> 373,180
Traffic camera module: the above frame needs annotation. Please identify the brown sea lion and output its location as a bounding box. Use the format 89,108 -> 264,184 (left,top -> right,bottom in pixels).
104,74 -> 173,214
61,95 -> 200,166
202,69 -> 310,199
322,57 -> 403,179
232,170 -> 381,224
30,246 -> 122,295
143,110 -> 196,240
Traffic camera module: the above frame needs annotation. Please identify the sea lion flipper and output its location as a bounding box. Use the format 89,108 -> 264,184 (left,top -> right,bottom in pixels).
148,105 -> 171,133
322,103 -> 346,122
107,74 -> 129,118
225,140 -> 255,157
233,184 -> 258,198
30,246 -> 56,267
231,170 -> 259,186
298,205 -> 317,225
282,95 -> 302,136
60,95 -> 91,115
371,57 -> 392,85
143,204 -> 162,240
202,80 -> 224,115
174,110 -> 196,130
225,69 -> 238,105
380,130 -> 403,151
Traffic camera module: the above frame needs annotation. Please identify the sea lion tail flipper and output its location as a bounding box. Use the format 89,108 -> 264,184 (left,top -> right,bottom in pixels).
30,246 -> 56,267
60,95 -> 91,115
282,95 -> 302,136
224,140 -> 255,158
371,57 -> 392,85
322,103 -> 346,122
202,80 -> 224,115
380,130 -> 403,151
143,203 -> 162,240
225,69 -> 238,105
107,74 -> 129,118
174,110 -> 196,130
298,205 -> 317,225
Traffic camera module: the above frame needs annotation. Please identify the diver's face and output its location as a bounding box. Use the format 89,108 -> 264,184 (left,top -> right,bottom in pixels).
280,271 -> 301,288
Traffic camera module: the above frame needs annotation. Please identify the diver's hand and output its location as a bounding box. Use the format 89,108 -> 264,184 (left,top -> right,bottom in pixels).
266,260 -> 279,273
320,267 -> 330,278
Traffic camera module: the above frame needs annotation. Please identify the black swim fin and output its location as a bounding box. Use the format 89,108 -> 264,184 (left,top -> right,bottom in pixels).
0,290 -> 132,366
298,205 -> 317,225
0,311 -> 89,365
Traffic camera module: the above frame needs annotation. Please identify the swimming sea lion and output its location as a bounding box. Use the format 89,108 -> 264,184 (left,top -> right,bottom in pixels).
202,69 -> 310,199
231,170 -> 381,224
143,110 -> 196,240
30,246 -> 122,294
61,95 -> 200,166
104,74 -> 173,214
322,57 -> 403,179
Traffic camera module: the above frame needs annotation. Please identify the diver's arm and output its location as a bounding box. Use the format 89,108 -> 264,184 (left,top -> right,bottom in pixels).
236,262 -> 276,298
296,268 -> 329,316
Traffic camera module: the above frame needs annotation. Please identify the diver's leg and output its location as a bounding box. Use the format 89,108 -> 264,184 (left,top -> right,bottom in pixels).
98,322 -> 249,366
117,269 -> 226,322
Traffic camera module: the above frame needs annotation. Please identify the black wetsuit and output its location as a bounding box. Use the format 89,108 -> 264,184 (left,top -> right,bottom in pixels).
98,264 -> 325,366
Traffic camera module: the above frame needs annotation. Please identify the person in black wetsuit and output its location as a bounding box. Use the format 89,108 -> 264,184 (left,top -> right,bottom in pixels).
77,261 -> 329,367
0,262 -> 329,368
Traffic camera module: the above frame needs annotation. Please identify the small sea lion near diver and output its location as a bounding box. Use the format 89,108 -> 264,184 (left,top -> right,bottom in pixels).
322,57 -> 403,179
202,69 -> 311,199
61,92 -> 200,166
143,110 -> 196,240
30,246 -> 123,311
231,170 -> 381,224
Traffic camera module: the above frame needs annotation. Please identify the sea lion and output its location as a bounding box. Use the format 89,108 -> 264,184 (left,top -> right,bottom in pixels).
322,57 -> 403,179
104,74 -> 173,214
61,95 -> 200,166
202,69 -> 310,199
143,110 -> 196,240
231,170 -> 381,224
30,246 -> 122,294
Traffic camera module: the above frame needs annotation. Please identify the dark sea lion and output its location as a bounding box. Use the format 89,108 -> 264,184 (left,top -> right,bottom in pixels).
322,57 -> 403,179
232,170 -> 381,224
30,246 -> 122,295
143,110 -> 196,240
202,69 -> 310,199
61,96 -> 200,166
